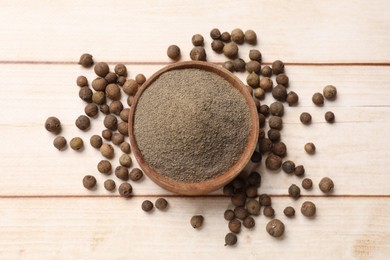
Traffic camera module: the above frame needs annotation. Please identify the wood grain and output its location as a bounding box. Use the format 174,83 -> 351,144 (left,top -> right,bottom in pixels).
0,0 -> 390,258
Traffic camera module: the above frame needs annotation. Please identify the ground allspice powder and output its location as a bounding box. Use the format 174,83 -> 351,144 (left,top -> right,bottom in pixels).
134,68 -> 251,182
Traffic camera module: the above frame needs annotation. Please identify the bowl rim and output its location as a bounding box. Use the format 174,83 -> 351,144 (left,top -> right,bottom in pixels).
129,61 -> 259,195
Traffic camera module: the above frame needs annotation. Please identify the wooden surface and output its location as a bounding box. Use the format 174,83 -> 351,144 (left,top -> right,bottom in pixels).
0,0 -> 389,259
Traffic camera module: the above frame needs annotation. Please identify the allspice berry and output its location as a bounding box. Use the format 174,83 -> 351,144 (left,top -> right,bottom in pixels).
302,178 -> 313,190
104,179 -> 116,191
75,115 -> 90,131
90,135 -> 103,149
234,206 -> 248,220
155,198 -> 168,210
129,168 -> 143,181
259,194 -> 271,206
94,62 -> 110,77
79,87 -> 93,103
105,72 -> 117,84
211,40 -> 224,53
269,102 -> 284,116
104,115 -> 117,131
92,91 -> 105,105
225,233 -> 237,246
253,88 -> 265,99
45,117 -> 61,133
220,31 -> 231,42
109,100 -> 123,115
117,76 -> 126,86
244,30 -> 257,45
92,77 -> 108,91
167,45 -> 181,60
141,200 -> 154,212
106,83 -> 121,101
120,142 -> 131,154
190,215 -> 204,228
245,185 -> 258,198
246,72 -> 259,88
269,116 -> 283,130
112,133 -> 124,145
191,34 -> 204,46
261,65 -> 272,77
319,177 -> 334,193
286,91 -> 299,106
119,154 -> 132,168
265,154 -> 282,170
135,74 -> 146,85
268,129 -> 281,143
263,206 -> 275,218
222,61 -> 234,72
233,58 -> 246,72
276,73 -> 289,86
300,112 -> 312,125
114,64 -> 127,77
231,193 -> 247,207
97,160 -> 112,174
325,111 -> 335,123
228,219 -> 241,233
70,137 -> 83,151
272,60 -> 285,75
304,142 -> 316,154
102,129 -> 112,141
223,42 -> 238,59
266,219 -> 285,237
246,199 -> 261,216
249,49 -> 262,62
100,143 -> 114,159
294,165 -> 305,176
259,104 -> 270,116
312,92 -> 324,106
246,60 -> 261,74
120,108 -> 130,122
323,85 -> 337,100
259,77 -> 273,92
122,79 -> 139,96
210,28 -> 221,39
118,182 -> 132,198
272,142 -> 287,157
288,184 -> 301,199
282,160 -> 295,174
231,177 -> 245,190
284,206 -> 295,217
243,216 -> 255,229
247,171 -> 261,187
115,166 -> 128,181
272,84 -> 288,101
224,209 -> 235,221
53,136 -> 67,150
78,53 -> 93,68
84,103 -> 98,117
301,201 -> 316,217
259,138 -> 273,154
82,175 -> 96,190
100,104 -> 110,115
76,75 -> 88,87
190,46 -> 206,61
117,122 -> 129,136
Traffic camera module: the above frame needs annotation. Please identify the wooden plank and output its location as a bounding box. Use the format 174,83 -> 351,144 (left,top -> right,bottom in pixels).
0,64 -> 389,195
0,197 -> 389,259
0,1 -> 389,63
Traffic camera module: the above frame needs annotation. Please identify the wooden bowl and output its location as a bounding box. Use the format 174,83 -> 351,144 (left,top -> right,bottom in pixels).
129,61 -> 259,195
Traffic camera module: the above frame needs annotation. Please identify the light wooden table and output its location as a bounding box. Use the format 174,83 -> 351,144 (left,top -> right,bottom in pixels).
0,1 -> 389,259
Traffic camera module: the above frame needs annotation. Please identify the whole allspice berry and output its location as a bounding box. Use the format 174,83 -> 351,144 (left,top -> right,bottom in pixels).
272,60 -> 285,75
268,129 -> 281,143
118,182 -> 132,198
259,138 -> 273,154
167,45 -> 181,60
220,31 -> 231,42
129,168 -> 143,181
100,143 -> 114,159
234,206 -> 249,220
244,30 -> 257,45
272,142 -> 287,157
269,116 -> 283,130
319,177 -> 334,193
190,215 -> 204,229
284,206 -> 295,217
231,28 -> 245,44
78,53 -> 93,68
223,42 -> 239,59
288,184 -> 301,199
117,122 -> 129,136
135,74 -> 146,85
119,154 -> 132,168
45,116 -> 61,133
261,65 -> 272,77
117,76 -> 126,86
104,115 -> 117,131
82,175 -> 96,190
265,154 -> 282,170
222,61 -> 234,72
246,60 -> 261,74
276,73 -> 289,86
272,84 -> 288,102
79,87 -> 93,103
304,142 -> 316,154
323,85 -> 337,100
270,102 -> 284,116
76,76 -> 88,87
325,111 -> 335,123
120,108 -> 130,122
141,200 -> 154,212
251,151 -> 262,163
246,199 -> 261,216
266,219 -> 285,237
90,135 -> 103,149
245,185 -> 258,198
192,34 -> 204,46
104,179 -> 116,191
286,91 -> 299,106
300,112 -> 312,125
94,62 -> 110,77
75,115 -> 90,131
249,49 -> 262,62
112,133 -> 125,145
282,160 -> 296,174
301,201 -> 316,217
312,92 -> 324,106
263,206 -> 275,218
224,209 -> 235,221
210,28 -> 221,39
115,166 -> 129,181
53,136 -> 67,150
247,171 -> 261,187
105,72 -> 117,84
259,77 -> 273,92
225,233 -> 238,246
259,104 -> 270,116
85,103 -> 98,117
294,165 -> 305,176
114,64 -> 127,77
155,198 -> 168,210
92,77 -> 108,91
231,193 -> 247,207
92,91 -> 105,105
122,79 -> 139,96
70,137 -> 83,151
106,84 -> 121,100
190,46 -> 206,61
253,88 -> 265,99
231,177 -> 245,190
109,101 -> 123,115
259,194 -> 271,206
120,142 -> 131,154
102,129 -> 112,141
228,219 -> 241,233
246,72 -> 259,88
233,58 -> 246,72
97,160 -> 112,174
302,178 -> 313,190
243,216 -> 255,229
211,40 -> 224,53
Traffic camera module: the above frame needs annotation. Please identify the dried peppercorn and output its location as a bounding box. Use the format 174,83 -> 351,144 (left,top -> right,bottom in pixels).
92,77 -> 108,91
92,91 -> 106,105
283,206 -> 295,217
97,160 -> 112,175
94,62 -> 110,77
220,31 -> 231,42
155,198 -> 168,210
304,143 -> 316,155
84,103 -> 98,117
192,34 -> 204,46
259,77 -> 273,92
78,53 -> 93,68
269,102 -> 284,116
272,60 -> 285,75
302,178 -> 313,190
79,87 -> 93,103
246,60 -> 261,74
267,129 -> 281,143
114,64 -> 127,77
70,137 -> 83,151
45,116 -> 61,133
141,200 -> 154,212
300,112 -> 312,125
265,154 -> 282,170
325,111 -> 335,123
288,184 -> 301,199
129,168 -> 143,181
190,215 -> 204,228
319,177 -> 334,193
105,72 -> 117,84
90,135 -> 103,149
119,153 -> 132,168
301,201 -> 316,217
259,194 -> 271,206
225,233 -> 237,246
223,42 -> 238,59
190,46 -> 207,61
105,83 -> 121,101
53,136 -> 67,150
211,40 -> 224,53
228,219 -> 241,233
243,216 -> 255,229
261,65 -> 272,77
269,116 -> 283,130
100,143 -> 114,159
272,84 -> 287,101
76,75 -> 88,87
246,199 -> 260,216
294,165 -> 305,176
244,29 -> 257,44
263,206 -> 275,218
282,160 -> 295,174
135,74 -> 146,85
104,179 -> 116,191
82,175 -> 96,190
118,182 -> 132,198
271,142 -> 287,157
231,28 -> 245,44
323,85 -> 337,100
286,91 -> 299,106
167,45 -> 181,60
115,166 -> 129,181
266,219 -> 285,237
312,92 -> 324,106
249,49 -> 262,62
210,28 -> 221,39
112,133 -> 125,145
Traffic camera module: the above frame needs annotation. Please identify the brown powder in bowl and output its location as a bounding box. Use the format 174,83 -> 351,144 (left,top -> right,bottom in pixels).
133,68 -> 251,183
